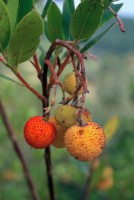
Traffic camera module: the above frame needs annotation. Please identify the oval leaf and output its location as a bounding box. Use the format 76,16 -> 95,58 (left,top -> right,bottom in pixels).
62,0 -> 75,40
7,0 -> 19,31
71,0 -> 104,41
41,0 -> 52,19
47,2 -> 62,42
0,0 -> 11,52
16,0 -> 33,23
7,10 -> 44,68
104,116 -> 119,142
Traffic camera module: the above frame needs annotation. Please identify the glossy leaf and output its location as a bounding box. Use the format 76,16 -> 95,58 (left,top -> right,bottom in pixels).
47,2 -> 62,42
62,0 -> 75,40
100,3 -> 123,26
42,0 -> 52,19
7,10 -> 44,68
80,23 -> 117,53
104,116 -> 119,142
16,0 -> 33,23
0,73 -> 23,86
104,0 -> 112,9
0,0 -> 11,52
7,0 -> 19,31
71,0 -> 104,41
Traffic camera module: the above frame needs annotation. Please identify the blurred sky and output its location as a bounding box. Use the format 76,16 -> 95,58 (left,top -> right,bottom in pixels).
55,0 -> 134,18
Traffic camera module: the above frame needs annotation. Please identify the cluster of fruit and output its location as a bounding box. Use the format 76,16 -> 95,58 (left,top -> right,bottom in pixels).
24,73 -> 106,162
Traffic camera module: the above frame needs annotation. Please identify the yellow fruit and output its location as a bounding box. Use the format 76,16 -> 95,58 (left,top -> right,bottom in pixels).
48,116 -> 67,148
64,122 -> 105,161
63,72 -> 86,95
54,105 -> 92,128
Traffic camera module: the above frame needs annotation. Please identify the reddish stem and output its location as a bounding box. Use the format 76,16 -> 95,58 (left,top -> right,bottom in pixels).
0,99 -> 40,200
33,54 -> 42,75
15,71 -> 47,104
57,51 -> 71,76
109,6 -> 126,32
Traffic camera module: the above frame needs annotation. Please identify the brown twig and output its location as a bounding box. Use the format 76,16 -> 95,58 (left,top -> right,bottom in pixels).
0,99 -> 40,200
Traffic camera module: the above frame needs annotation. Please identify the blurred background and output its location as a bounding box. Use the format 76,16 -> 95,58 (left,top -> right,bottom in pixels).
0,0 -> 134,200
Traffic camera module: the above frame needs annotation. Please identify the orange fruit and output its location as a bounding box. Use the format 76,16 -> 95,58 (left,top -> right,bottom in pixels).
24,116 -> 56,149
48,116 -> 67,148
64,122 -> 105,161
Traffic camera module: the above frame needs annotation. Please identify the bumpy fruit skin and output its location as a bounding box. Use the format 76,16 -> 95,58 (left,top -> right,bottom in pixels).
48,116 -> 67,148
64,122 -> 105,161
63,72 -> 85,95
97,166 -> 114,190
54,105 -> 92,128
24,116 -> 56,149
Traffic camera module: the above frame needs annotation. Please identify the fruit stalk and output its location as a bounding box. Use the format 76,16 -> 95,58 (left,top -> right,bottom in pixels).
0,99 -> 40,200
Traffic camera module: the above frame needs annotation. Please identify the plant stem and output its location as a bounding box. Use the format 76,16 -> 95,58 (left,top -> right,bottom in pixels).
33,54 -> 42,76
0,99 -> 40,200
41,57 -> 56,200
14,71 -> 47,104
108,6 -> 126,32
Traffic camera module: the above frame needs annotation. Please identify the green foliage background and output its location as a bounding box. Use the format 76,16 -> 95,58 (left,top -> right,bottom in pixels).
0,17 -> 134,200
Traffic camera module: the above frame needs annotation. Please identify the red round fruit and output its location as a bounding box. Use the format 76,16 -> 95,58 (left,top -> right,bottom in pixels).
24,116 -> 56,149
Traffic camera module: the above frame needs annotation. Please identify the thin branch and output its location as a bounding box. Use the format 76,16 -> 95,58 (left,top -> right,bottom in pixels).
0,99 -> 40,200
41,56 -> 56,200
15,71 -> 47,104
33,54 -> 42,76
108,6 -> 126,32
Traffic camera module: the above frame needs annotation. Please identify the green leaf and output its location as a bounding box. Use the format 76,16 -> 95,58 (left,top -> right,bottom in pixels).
62,0 -> 75,40
7,0 -> 19,31
104,0 -> 112,9
41,0 -> 52,19
0,0 -> 11,52
16,0 -> 33,23
100,3 -> 123,26
0,73 -> 23,86
80,23 -> 117,53
7,10 -> 44,68
71,0 -> 104,41
47,2 -> 62,42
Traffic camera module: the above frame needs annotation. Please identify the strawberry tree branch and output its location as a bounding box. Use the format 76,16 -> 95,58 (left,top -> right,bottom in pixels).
41,58 -> 56,200
33,53 -> 42,76
0,99 -> 40,200
14,70 -> 47,104
108,6 -> 126,32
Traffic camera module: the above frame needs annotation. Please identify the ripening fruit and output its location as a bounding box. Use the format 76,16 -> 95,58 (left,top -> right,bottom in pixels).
54,105 -> 92,128
64,122 -> 105,161
63,72 -> 86,95
24,116 -> 56,149
97,166 -> 114,190
48,116 -> 67,148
